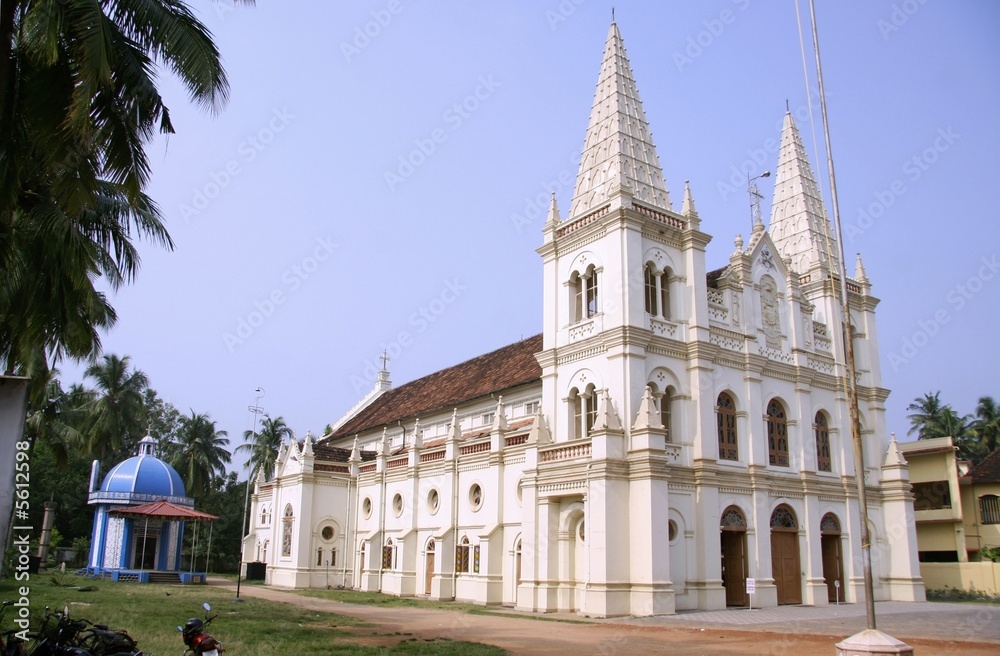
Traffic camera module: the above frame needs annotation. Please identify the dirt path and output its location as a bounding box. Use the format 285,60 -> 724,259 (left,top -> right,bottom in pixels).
210,580 -> 998,655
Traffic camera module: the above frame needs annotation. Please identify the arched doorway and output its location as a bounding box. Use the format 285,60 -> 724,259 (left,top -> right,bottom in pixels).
720,506 -> 749,607
820,513 -> 844,602
770,505 -> 802,605
424,539 -> 435,595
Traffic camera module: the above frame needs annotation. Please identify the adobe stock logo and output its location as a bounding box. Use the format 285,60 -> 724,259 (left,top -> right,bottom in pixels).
888,254 -> 999,371
223,238 -> 339,352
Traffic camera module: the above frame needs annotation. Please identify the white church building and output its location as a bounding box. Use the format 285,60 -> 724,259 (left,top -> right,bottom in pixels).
243,21 -> 925,616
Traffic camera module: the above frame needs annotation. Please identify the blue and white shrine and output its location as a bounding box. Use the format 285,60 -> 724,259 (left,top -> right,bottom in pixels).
86,436 -> 205,583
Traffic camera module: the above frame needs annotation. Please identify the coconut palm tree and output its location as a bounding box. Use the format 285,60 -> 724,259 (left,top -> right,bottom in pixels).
906,392 -> 946,440
84,354 -> 149,463
23,370 -> 92,464
0,1 -> 253,373
973,396 -> 1000,455
172,411 -> 231,498
237,415 -> 293,482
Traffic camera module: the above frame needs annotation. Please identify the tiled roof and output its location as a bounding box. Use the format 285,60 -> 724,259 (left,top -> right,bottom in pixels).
706,266 -> 727,289
312,442 -> 376,463
968,448 -> 1000,484
327,335 -> 543,440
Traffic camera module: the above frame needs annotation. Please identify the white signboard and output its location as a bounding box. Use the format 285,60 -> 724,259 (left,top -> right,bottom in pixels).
746,577 -> 756,594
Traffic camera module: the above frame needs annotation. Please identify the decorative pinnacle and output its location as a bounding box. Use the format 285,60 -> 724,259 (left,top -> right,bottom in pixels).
681,180 -> 698,219
546,193 -> 561,225
855,252 -> 869,283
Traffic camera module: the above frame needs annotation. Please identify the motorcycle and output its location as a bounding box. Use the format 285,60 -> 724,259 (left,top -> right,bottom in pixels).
1,601 -> 27,656
178,604 -> 223,656
26,606 -> 142,656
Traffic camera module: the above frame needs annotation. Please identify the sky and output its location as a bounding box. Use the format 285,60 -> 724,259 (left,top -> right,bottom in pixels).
60,1 -> 1000,470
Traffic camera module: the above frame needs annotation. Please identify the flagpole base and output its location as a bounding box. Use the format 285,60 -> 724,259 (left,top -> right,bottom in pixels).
836,629 -> 913,655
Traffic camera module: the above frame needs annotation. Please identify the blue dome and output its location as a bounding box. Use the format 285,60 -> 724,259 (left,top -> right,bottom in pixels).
99,454 -> 186,498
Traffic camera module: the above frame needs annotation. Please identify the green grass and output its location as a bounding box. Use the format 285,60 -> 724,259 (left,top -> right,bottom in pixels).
294,588 -> 591,624
0,574 -> 508,655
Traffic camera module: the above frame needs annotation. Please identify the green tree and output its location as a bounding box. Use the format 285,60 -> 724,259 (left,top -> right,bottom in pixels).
237,415 -> 292,482
907,391 -> 946,440
23,368 -> 91,463
972,396 -> 1000,455
172,411 -> 231,498
84,354 -> 149,463
0,1 -> 253,374
143,387 -> 182,460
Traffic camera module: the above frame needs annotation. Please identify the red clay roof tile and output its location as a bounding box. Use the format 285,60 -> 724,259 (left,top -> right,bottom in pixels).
327,335 -> 542,441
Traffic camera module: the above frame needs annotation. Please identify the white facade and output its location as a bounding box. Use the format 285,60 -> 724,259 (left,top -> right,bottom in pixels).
245,21 -> 924,617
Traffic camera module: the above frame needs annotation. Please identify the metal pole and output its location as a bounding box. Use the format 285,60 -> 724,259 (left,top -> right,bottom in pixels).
808,0 -> 876,631
236,387 -> 265,600
205,522 -> 214,574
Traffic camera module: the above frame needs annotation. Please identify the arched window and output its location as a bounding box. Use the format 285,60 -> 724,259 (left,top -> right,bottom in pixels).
456,536 -> 471,573
382,538 -> 395,570
571,266 -> 600,322
980,495 -> 1000,525
767,400 -> 789,467
260,507 -> 267,525
820,513 -> 841,534
717,393 -> 738,461
569,384 -> 597,439
281,504 -> 294,557
721,506 -> 747,530
815,412 -> 831,472
770,505 -> 798,529
644,264 -> 658,316
660,387 -> 673,442
262,540 -> 269,562
643,264 -> 671,319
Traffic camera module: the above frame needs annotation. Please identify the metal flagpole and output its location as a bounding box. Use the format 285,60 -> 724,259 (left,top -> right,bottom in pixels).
807,0 -> 876,631
236,387 -> 265,601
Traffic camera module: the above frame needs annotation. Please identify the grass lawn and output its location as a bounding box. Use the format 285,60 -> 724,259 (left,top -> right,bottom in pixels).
0,573 -> 507,655
293,587 -> 590,624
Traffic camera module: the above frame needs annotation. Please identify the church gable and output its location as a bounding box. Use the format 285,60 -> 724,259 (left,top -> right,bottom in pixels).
328,334 -> 542,441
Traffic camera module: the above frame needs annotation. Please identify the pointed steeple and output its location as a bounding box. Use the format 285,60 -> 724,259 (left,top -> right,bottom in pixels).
491,396 -> 509,432
883,432 -> 908,468
594,389 -> 623,431
769,110 -> 839,275
631,386 -> 663,431
546,193 -> 561,225
681,180 -> 698,219
855,252 -> 869,284
570,21 -> 672,218
526,408 -> 551,445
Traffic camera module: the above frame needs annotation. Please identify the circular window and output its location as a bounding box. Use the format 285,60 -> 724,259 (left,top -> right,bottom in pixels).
393,493 -> 404,517
668,520 -> 678,542
362,497 -> 372,518
321,525 -> 335,541
427,489 -> 440,515
469,484 -> 483,511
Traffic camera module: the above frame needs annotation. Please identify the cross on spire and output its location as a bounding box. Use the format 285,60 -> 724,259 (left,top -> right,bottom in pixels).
379,350 -> 389,371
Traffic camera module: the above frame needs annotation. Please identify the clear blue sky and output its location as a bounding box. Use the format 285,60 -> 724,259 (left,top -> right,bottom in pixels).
62,1 -> 1000,468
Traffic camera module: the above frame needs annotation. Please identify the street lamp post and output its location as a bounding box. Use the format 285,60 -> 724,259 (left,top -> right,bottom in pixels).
235,387 -> 265,601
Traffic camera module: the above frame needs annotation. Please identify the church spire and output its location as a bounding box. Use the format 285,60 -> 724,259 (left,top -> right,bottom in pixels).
569,21 -> 672,218
769,110 -> 839,275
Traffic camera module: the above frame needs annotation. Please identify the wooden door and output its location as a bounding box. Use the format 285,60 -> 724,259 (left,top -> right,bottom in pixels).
821,535 -> 843,602
721,531 -> 747,606
425,552 -> 434,595
770,531 -> 801,605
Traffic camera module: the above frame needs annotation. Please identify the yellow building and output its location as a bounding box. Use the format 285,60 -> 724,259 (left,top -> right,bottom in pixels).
898,438 -> 1000,594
